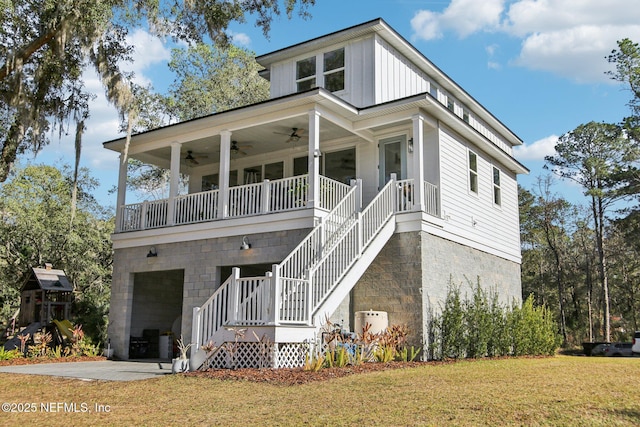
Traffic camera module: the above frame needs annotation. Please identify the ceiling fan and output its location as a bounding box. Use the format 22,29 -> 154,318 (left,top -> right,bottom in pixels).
230,140 -> 252,156
184,150 -> 208,165
274,127 -> 305,143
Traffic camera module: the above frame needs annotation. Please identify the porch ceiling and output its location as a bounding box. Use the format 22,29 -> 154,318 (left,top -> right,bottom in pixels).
135,115 -> 354,170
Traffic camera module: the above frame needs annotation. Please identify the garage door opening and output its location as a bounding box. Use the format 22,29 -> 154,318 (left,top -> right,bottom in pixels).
130,269 -> 184,359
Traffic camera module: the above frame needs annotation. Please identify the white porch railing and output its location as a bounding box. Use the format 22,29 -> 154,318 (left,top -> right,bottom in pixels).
175,189 -> 219,225
424,181 -> 439,217
394,178 -> 439,217
117,175 -> 353,232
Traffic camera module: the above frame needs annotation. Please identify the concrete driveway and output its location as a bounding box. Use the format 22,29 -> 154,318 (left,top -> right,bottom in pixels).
0,360 -> 173,381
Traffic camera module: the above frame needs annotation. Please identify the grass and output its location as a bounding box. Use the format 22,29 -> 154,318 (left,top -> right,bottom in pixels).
1,355 -> 639,426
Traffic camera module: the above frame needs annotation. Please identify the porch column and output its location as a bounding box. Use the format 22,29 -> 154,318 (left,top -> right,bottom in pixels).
308,109 -> 321,208
412,114 -> 426,212
218,130 -> 232,219
168,141 -> 182,226
115,153 -> 128,231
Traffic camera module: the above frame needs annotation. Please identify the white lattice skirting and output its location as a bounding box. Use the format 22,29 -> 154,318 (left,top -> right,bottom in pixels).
205,342 -> 309,369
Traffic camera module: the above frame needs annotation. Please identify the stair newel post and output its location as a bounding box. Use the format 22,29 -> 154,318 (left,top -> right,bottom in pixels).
191,306 -> 201,350
229,267 -> 240,325
306,278 -> 313,325
263,271 -> 272,323
351,178 -> 363,211
390,173 -> 397,214
271,264 -> 281,325
317,216 -> 325,255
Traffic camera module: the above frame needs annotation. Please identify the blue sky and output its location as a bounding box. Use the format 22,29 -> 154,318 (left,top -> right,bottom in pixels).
33,0 -> 639,208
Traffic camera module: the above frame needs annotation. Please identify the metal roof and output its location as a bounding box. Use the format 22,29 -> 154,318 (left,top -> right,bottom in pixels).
26,267 -> 73,292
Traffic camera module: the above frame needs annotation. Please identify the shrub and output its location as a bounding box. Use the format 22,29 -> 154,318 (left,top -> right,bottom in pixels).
432,284 -> 560,360
440,282 -> 465,358
0,347 -> 23,361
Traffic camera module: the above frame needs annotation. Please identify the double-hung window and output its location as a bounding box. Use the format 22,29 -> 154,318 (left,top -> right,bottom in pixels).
468,150 -> 478,194
296,56 -> 316,92
323,48 -> 344,92
296,47 -> 345,93
493,166 -> 501,206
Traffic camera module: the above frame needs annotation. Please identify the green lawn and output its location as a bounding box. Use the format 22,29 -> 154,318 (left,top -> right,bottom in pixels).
1,356 -> 639,426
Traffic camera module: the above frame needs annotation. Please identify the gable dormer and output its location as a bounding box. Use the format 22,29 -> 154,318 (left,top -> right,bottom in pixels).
257,20 -> 382,107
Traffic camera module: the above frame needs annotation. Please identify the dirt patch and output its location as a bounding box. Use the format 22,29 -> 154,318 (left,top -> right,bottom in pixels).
184,360 -> 453,386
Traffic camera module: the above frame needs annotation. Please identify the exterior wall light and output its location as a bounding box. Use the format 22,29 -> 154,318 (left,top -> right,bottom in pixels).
240,236 -> 251,250
408,138 -> 414,153
147,247 -> 158,257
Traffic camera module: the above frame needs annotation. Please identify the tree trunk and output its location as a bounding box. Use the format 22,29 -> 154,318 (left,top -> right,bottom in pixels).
0,121 -> 25,182
592,193 -> 610,342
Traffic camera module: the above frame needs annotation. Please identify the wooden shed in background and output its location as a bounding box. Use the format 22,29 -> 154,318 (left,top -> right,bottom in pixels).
19,264 -> 73,327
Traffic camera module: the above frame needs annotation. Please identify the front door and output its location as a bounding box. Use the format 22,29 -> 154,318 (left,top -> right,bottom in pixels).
379,136 -> 407,188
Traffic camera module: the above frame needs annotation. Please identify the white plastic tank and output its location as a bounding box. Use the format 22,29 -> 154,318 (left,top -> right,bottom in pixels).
354,310 -> 388,335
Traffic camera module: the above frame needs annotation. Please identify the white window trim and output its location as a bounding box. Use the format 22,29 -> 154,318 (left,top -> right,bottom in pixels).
492,165 -> 502,207
295,56 -> 316,92
468,149 -> 479,196
295,46 -> 347,94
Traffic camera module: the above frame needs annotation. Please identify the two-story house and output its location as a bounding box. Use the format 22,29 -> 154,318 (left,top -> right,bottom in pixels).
103,18 -> 528,368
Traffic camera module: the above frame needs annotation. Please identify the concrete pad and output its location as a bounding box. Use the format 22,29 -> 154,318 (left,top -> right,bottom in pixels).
0,360 -> 173,381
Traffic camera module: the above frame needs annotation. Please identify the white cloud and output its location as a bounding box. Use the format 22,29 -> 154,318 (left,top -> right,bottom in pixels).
514,134 -> 558,161
412,0 -> 505,40
230,31 -> 251,47
125,29 -> 172,86
411,0 -> 640,83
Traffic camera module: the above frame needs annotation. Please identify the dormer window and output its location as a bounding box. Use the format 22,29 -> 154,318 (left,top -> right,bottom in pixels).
323,48 -> 344,92
296,56 -> 316,91
296,47 -> 345,93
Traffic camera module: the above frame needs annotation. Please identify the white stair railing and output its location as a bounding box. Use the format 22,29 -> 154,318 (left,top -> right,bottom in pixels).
191,267 -> 273,350
191,178 -> 358,347
275,182 -> 360,323
308,178 -> 396,315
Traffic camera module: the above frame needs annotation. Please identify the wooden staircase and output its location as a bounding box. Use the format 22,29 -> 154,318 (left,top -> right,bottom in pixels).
191,177 -> 403,369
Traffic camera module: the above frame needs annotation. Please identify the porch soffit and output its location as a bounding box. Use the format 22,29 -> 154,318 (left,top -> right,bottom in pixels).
106,90 -> 366,169
352,94 -> 528,175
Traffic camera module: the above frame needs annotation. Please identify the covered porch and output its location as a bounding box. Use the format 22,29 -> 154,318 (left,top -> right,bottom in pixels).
105,90 -> 441,235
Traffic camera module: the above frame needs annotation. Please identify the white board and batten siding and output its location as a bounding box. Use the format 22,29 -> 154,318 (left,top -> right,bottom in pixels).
437,125 -> 521,263
267,37 -> 376,109
374,36 -> 430,105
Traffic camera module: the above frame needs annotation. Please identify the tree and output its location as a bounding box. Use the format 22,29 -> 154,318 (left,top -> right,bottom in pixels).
607,38 -> 640,229
166,43 -> 270,122
125,43 -> 270,198
0,0 -> 315,182
0,164 -> 113,343
545,121 -> 634,342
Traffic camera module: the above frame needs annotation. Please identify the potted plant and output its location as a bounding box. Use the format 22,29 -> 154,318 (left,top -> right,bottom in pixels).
172,335 -> 192,374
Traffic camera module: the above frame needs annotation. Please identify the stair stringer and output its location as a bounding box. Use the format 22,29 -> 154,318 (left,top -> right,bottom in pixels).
311,217 -> 396,331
